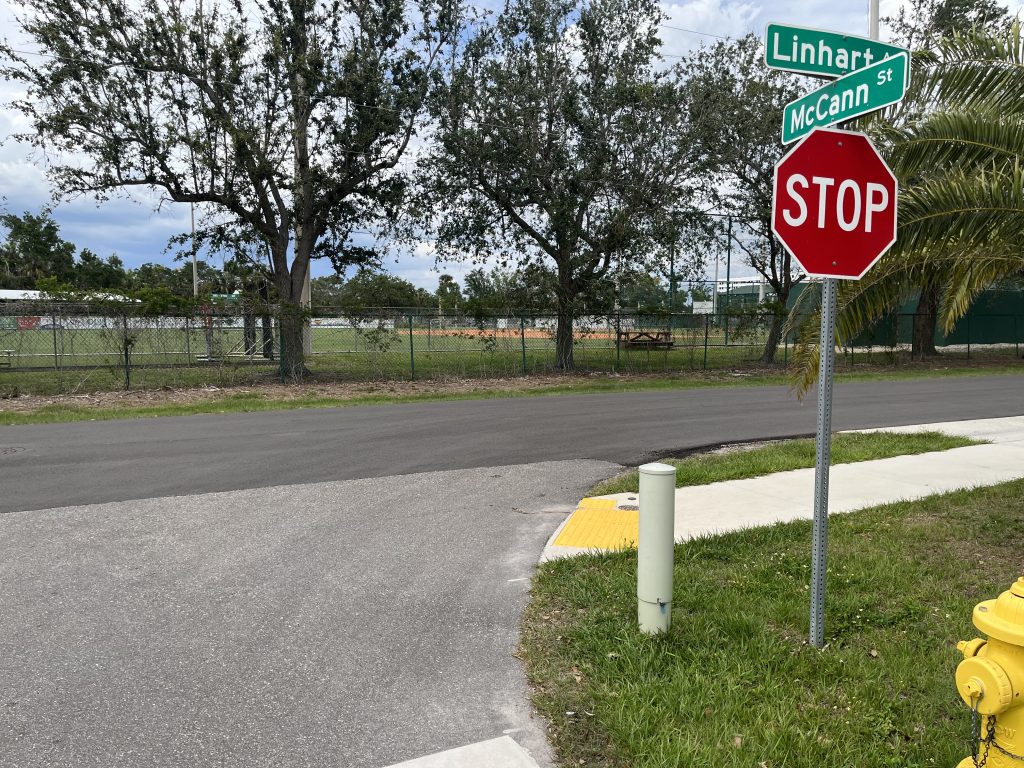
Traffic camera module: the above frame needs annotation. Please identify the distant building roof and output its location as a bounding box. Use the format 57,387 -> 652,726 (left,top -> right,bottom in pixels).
0,289 -> 41,301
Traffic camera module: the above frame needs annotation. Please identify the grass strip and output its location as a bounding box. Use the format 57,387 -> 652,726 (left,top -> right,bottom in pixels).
590,430 -> 982,495
521,480 -> 1024,768
2,364 -> 1022,427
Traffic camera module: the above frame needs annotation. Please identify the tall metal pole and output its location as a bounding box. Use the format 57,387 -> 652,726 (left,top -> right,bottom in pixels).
725,216 -> 732,345
669,244 -> 675,312
725,216 -> 732,310
712,249 -> 720,317
869,0 -> 880,40
191,203 -> 199,298
810,277 -> 837,648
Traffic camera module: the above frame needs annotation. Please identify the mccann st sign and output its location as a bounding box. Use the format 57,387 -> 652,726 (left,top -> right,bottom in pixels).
781,53 -> 909,144
765,23 -> 908,79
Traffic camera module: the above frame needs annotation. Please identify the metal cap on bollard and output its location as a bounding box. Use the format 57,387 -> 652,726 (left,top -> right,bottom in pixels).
637,462 -> 676,635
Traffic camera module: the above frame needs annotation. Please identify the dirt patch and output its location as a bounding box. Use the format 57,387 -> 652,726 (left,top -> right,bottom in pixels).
0,371 -> 744,415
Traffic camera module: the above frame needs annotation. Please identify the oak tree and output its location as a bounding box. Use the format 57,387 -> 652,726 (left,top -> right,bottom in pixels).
422,0 -> 698,369
2,0 -> 458,375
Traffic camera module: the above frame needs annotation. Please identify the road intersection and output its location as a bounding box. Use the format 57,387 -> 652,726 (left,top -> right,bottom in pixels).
1,375 -> 1022,766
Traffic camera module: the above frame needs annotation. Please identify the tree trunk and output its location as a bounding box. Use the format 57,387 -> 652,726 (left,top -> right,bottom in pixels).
912,284 -> 940,359
761,310 -> 785,364
555,294 -> 574,371
258,281 -> 274,359
271,237 -> 309,378
243,307 -> 256,354
761,286 -> 789,364
278,298 -> 307,379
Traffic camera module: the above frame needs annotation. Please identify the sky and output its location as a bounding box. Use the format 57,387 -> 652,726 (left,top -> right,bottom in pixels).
0,0 -> 1020,291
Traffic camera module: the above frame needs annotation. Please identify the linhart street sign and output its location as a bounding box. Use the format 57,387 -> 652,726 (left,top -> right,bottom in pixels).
781,52 -> 908,144
765,23 -> 908,79
771,127 -> 898,280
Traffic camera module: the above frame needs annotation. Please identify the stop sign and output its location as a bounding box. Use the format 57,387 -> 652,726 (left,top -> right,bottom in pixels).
772,126 -> 897,279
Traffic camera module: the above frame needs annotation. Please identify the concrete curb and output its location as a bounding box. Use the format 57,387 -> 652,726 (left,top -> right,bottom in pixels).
382,736 -> 541,768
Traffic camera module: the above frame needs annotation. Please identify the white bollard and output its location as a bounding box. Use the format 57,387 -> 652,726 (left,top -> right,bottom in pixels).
637,462 -> 676,635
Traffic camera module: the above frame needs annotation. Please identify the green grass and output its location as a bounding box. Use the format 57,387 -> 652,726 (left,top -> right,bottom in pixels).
521,480 -> 1024,768
2,317 -> 1021,397
590,431 -> 983,495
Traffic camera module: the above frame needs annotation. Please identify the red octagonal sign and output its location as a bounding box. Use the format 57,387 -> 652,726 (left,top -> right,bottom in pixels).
772,127 -> 897,280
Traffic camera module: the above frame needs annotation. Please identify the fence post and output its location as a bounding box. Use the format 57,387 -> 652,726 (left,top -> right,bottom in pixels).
967,314 -> 971,360
122,314 -> 131,391
1016,316 -> 1020,359
184,316 -> 192,364
51,311 -> 59,371
702,314 -> 710,370
278,321 -> 287,382
408,313 -> 416,380
520,315 -> 527,375
615,313 -> 621,371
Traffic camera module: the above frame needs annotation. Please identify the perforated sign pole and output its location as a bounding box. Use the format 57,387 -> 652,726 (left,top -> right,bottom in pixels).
771,2 -> 897,650
810,277 -> 837,648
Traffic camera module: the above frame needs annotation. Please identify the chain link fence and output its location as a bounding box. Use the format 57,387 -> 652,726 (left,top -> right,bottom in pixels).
1,301 -> 1021,395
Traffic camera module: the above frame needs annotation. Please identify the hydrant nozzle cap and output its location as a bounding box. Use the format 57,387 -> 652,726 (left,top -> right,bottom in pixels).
973,576 -> 1024,646
1010,576 -> 1024,598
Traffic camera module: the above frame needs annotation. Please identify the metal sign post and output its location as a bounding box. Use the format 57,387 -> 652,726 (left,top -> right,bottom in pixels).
767,6 -> 904,648
810,277 -> 837,648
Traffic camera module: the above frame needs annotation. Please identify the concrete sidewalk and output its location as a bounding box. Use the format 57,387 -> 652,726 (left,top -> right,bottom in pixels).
541,416 -> 1024,561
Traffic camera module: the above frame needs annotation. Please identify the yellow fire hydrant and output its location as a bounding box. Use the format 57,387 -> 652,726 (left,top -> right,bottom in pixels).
955,576 -> 1024,768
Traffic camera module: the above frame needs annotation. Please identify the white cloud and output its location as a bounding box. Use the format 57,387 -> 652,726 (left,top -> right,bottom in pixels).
659,0 -> 759,55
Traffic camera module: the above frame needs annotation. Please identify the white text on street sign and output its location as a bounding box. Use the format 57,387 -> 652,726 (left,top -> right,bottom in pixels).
764,22 -> 909,79
781,53 -> 909,144
771,127 -> 898,280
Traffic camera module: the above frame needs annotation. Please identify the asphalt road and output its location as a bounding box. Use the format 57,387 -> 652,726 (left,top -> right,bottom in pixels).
2,374 -> 1023,514
0,460 -> 617,767
1,374 -> 1022,767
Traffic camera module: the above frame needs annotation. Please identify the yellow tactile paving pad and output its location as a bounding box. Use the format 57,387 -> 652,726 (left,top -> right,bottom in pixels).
553,497 -> 639,550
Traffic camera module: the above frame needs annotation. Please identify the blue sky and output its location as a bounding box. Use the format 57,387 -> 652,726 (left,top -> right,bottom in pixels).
0,0 -> 1019,290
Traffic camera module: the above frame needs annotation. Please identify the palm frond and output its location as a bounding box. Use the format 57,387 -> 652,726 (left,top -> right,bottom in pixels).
914,24 -> 1024,114
897,162 -> 1024,257
888,110 -> 1024,179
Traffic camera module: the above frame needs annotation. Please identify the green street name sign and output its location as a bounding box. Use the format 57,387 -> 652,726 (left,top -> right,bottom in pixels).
765,23 -> 909,79
781,53 -> 909,144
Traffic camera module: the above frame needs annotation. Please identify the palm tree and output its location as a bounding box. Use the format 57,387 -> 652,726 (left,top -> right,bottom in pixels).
788,24 -> 1024,394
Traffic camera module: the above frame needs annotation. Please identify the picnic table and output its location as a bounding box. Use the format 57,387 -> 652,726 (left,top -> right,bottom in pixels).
616,330 -> 674,349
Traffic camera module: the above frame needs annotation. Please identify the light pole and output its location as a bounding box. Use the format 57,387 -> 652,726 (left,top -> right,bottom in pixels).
191,203 -> 198,297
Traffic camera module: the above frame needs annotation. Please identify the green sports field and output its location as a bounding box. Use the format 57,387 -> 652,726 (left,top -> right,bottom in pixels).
1,312 -> 1018,395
